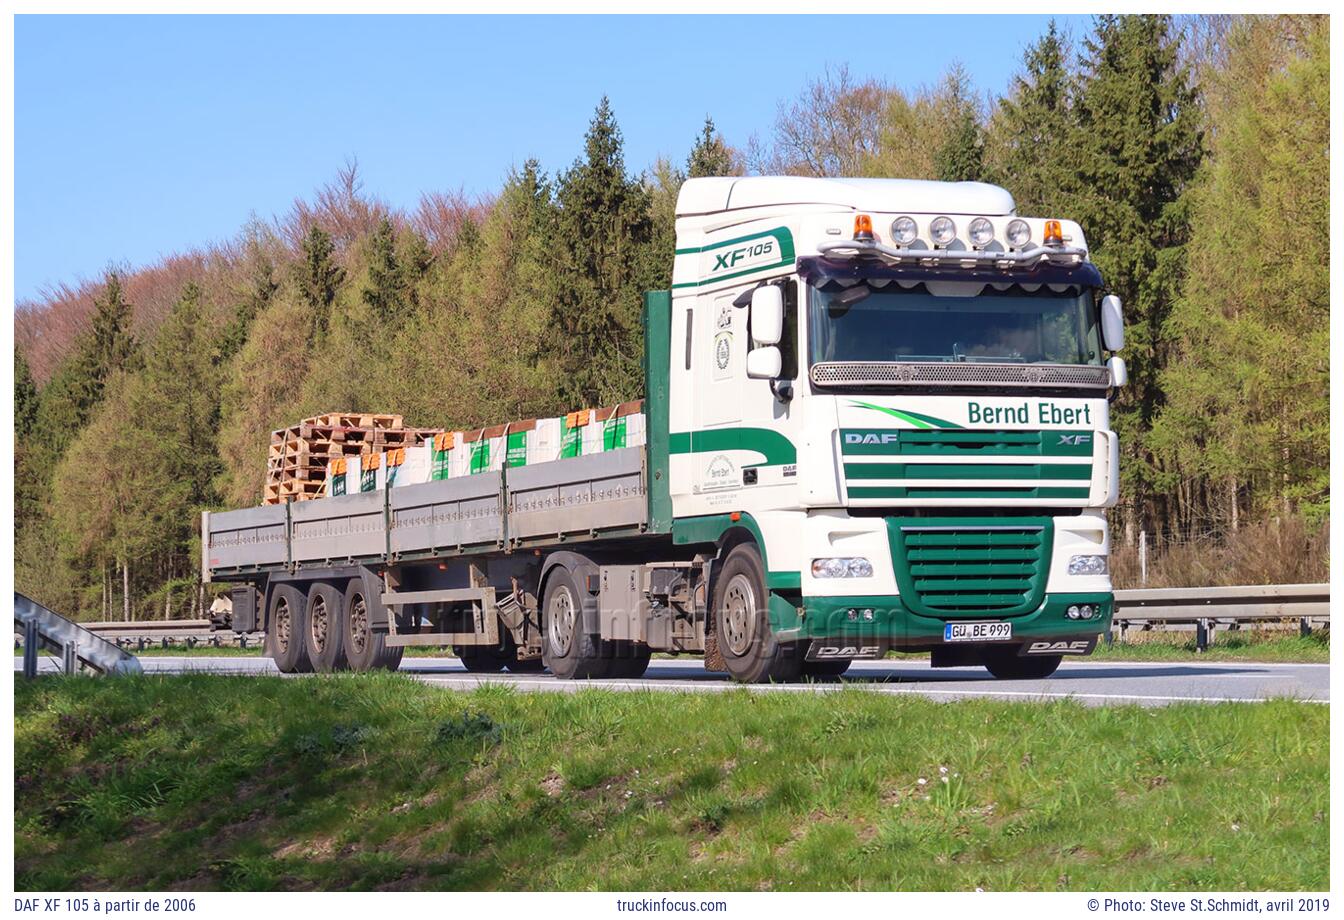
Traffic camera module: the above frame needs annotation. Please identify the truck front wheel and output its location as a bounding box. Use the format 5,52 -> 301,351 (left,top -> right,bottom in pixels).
713,544 -> 802,684
982,649 -> 1062,680
266,584 -> 313,674
541,568 -> 609,680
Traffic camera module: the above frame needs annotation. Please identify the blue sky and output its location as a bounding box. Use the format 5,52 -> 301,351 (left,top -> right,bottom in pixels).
15,14 -> 1089,303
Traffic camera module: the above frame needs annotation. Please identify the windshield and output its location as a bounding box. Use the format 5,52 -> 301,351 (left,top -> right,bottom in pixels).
808,280 -> 1103,366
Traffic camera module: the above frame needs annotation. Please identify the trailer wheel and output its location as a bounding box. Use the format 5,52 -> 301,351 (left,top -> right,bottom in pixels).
343,579 -> 402,672
713,543 -> 802,684
802,659 -> 851,679
982,649 -> 1062,680
266,584 -> 313,674
305,582 -> 347,672
541,568 -> 609,680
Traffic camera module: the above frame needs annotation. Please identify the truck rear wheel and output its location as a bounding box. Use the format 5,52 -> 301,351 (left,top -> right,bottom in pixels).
343,579 -> 402,672
454,634 -> 510,673
266,584 -> 313,674
983,649 -> 1062,680
305,582 -> 348,672
605,641 -> 652,679
713,544 -> 802,684
541,568 -> 609,680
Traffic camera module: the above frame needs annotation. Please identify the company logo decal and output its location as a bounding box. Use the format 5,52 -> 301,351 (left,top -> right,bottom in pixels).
1024,639 -> 1095,655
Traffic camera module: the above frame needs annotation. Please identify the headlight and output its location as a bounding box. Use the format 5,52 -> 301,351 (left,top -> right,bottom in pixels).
1067,554 -> 1108,576
1006,218 -> 1031,248
811,557 -> 874,578
968,217 -> 994,247
891,216 -> 918,245
929,216 -> 956,245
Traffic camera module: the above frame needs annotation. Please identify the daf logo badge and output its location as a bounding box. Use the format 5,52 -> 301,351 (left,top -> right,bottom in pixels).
1058,434 -> 1091,446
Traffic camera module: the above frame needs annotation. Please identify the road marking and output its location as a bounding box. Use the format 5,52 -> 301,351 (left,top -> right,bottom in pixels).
408,674 -> 1327,705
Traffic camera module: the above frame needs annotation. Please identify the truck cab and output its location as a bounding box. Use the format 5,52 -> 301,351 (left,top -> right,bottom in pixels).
666,176 -> 1124,681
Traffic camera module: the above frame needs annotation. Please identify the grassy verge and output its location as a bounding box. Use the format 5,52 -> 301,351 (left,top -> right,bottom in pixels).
1088,631 -> 1329,663
15,674 -> 1327,891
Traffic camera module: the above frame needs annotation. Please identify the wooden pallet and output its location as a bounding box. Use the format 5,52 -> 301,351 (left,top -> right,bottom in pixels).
302,412 -> 403,430
261,413 -> 437,505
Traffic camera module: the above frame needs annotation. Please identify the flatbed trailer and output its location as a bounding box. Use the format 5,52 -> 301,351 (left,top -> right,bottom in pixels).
205,176 -> 1127,683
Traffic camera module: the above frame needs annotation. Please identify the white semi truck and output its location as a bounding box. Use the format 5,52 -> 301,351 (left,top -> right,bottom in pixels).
203,176 -> 1127,683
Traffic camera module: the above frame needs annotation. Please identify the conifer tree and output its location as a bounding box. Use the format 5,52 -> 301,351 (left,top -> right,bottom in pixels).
687,117 -> 735,178
363,218 -> 405,324
297,225 -> 344,340
987,20 -> 1077,214
15,347 -> 38,440
1071,14 -> 1203,535
933,65 -> 984,182
552,97 -> 654,406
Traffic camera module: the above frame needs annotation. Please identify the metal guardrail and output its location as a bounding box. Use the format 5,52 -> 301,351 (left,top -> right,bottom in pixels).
14,593 -> 143,677
80,619 -> 263,650
1112,583 -> 1329,651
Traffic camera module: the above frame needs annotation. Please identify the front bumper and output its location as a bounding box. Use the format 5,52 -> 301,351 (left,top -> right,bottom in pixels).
773,591 -> 1113,649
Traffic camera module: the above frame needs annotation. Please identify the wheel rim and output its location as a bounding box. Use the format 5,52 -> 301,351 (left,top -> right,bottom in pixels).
348,596 -> 369,655
721,573 -> 758,657
547,585 -> 577,657
309,595 -> 328,654
274,598 -> 291,653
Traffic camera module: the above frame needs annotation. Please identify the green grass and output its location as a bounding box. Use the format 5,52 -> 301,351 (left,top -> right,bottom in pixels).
14,674 -> 1328,891
1089,631 -> 1329,663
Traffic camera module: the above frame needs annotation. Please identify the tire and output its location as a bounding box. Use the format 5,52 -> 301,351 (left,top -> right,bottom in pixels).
506,657 -> 545,673
605,642 -> 652,679
541,567 -> 609,680
802,659 -> 852,679
713,544 -> 802,683
266,583 -> 313,674
305,582 -> 347,672
983,649 -> 1062,680
454,636 -> 510,673
343,579 -> 403,672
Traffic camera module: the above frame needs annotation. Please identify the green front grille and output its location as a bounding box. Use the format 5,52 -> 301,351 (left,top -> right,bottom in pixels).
888,517 -> 1053,618
842,429 -> 1095,502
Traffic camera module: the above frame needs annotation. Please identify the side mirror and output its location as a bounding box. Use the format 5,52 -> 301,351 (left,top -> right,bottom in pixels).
746,346 -> 781,380
1108,355 -> 1128,387
750,286 -> 784,346
1101,294 -> 1125,351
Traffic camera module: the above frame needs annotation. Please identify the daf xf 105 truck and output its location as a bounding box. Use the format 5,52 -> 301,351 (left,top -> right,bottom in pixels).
203,176 -> 1128,683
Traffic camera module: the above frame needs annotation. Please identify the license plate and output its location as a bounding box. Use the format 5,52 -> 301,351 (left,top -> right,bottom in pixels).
944,621 -> 1013,642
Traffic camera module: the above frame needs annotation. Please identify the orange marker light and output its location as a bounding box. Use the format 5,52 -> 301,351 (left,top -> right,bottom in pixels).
854,214 -> 875,241
730,511 -> 741,522
1044,220 -> 1063,246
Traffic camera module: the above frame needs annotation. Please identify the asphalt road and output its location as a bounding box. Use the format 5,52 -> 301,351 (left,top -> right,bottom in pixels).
17,655 -> 1328,707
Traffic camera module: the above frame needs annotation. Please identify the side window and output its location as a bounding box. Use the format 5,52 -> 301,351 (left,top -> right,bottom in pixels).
684,307 -> 694,370
779,280 -> 798,381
